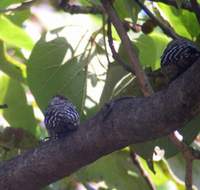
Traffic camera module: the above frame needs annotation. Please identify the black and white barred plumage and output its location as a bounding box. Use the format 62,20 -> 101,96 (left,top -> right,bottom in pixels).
44,95 -> 80,139
161,39 -> 200,81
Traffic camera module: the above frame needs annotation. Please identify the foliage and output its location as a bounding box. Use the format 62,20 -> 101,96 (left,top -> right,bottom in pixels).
0,0 -> 200,190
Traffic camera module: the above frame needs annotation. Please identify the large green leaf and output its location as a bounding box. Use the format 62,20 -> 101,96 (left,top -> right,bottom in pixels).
2,77 -> 37,135
27,37 -> 87,115
135,33 -> 170,70
0,15 -> 34,50
157,3 -> 200,38
118,32 -> 169,70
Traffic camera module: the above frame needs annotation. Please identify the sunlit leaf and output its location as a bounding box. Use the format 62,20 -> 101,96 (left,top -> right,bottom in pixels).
0,15 -> 34,50
0,41 -> 24,82
157,4 -> 200,38
135,32 -> 170,70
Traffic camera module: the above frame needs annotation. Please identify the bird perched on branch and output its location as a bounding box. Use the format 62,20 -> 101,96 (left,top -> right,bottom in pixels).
160,38 -> 200,81
44,95 -> 80,139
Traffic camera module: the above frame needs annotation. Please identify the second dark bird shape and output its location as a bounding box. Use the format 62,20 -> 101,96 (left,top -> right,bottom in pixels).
160,38 -> 200,81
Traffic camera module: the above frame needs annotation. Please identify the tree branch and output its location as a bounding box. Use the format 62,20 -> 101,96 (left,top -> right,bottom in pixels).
107,19 -> 134,73
0,58 -> 200,189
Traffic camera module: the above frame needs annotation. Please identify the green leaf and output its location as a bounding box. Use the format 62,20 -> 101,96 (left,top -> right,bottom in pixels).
77,151 -> 151,190
8,9 -> 31,26
2,77 -> 37,135
118,41 -> 139,69
135,32 -> 170,70
169,154 -> 200,189
0,74 -> 10,111
0,15 -> 34,50
118,32 -> 169,70
157,4 -> 200,38
0,0 -> 24,8
99,63 -> 129,106
79,0 -> 101,6
27,37 -> 87,116
0,41 -> 24,82
114,0 -> 141,22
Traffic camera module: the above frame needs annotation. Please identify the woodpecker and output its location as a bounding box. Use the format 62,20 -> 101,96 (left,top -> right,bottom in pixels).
160,38 -> 200,81
44,95 -> 80,139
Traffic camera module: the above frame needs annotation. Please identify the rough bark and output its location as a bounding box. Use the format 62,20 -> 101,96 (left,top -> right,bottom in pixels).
0,59 -> 200,190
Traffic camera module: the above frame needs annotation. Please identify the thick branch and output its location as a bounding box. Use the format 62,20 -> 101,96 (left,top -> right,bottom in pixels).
1,59 -> 200,189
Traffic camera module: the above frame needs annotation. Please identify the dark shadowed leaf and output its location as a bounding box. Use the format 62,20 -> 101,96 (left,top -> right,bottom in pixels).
27,37 -> 87,117
99,63 -> 129,106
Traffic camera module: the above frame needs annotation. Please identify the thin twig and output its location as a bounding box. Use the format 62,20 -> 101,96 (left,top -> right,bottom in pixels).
130,152 -> 156,190
102,15 -> 112,67
107,20 -> 134,73
134,0 -> 179,39
189,0 -> 200,24
101,0 -> 153,96
185,159 -> 193,190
